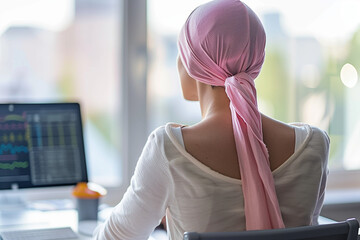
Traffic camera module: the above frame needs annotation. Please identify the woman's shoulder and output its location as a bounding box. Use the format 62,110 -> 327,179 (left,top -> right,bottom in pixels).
291,122 -> 330,148
306,124 -> 330,157
287,123 -> 330,171
147,123 -> 184,145
309,125 -> 330,144
148,123 -> 176,140
146,123 -> 186,158
150,122 -> 184,135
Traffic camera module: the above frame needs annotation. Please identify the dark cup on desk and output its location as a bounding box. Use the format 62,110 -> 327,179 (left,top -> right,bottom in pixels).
72,182 -> 106,222
77,198 -> 99,221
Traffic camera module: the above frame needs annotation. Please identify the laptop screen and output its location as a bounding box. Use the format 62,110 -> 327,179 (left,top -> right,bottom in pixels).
0,103 -> 88,190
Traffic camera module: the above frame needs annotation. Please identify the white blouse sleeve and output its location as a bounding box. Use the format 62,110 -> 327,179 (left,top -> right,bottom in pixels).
311,129 -> 330,225
94,129 -> 173,240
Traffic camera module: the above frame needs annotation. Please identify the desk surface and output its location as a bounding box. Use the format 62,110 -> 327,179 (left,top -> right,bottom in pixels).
0,209 -> 92,240
0,208 -> 335,240
0,208 -> 168,240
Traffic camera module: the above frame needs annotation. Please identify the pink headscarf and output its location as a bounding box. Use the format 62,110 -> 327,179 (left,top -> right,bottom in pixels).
178,0 -> 285,230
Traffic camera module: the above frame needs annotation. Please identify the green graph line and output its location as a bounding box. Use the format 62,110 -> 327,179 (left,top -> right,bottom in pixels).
3,114 -> 25,122
0,161 -> 29,170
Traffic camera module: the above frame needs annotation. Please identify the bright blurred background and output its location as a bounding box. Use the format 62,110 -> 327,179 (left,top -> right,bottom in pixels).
147,0 -> 360,174
0,0 -> 359,189
0,0 -> 122,186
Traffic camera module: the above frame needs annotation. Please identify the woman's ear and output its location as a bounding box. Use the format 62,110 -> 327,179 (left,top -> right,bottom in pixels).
177,56 -> 198,101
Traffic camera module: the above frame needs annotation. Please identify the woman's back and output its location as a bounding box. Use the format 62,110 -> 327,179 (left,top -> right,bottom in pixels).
94,121 -> 329,240
181,114 -> 296,179
164,122 -> 329,239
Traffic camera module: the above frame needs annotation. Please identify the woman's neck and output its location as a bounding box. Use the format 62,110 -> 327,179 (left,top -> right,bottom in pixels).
196,82 -> 231,120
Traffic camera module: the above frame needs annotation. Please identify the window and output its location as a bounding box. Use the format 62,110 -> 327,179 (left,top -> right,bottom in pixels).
0,0 -> 122,187
147,0 -> 208,129
147,0 -> 360,188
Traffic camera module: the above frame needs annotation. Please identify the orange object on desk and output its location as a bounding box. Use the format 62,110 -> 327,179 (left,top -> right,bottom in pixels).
72,182 -> 107,199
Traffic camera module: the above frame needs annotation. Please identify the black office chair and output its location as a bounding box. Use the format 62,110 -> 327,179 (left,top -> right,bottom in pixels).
184,218 -> 359,240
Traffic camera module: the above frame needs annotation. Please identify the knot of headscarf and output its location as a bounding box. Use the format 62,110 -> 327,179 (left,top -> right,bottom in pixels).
177,0 -> 285,230
225,73 -> 260,133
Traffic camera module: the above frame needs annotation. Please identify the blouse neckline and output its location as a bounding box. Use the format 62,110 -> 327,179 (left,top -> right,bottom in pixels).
164,122 -> 313,185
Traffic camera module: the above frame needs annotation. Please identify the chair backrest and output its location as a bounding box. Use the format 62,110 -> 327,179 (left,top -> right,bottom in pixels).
183,218 -> 359,240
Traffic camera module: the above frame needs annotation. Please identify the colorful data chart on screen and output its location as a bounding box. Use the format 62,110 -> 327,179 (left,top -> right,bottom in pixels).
0,109 -> 83,188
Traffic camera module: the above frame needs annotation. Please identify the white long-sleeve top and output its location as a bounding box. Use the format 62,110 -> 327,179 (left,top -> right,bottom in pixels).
94,122 -> 330,240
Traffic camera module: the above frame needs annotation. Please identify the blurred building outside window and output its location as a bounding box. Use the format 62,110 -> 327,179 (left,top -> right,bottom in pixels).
0,0 -> 122,187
